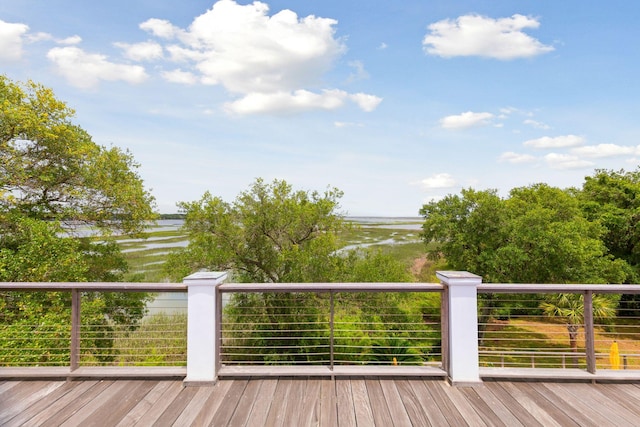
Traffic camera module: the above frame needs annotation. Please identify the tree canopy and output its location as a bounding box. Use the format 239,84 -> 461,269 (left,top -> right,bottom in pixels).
1,76 -> 155,236
165,178 -> 412,283
579,168 -> 640,282
0,76 -> 156,365
420,182 -> 630,284
0,76 -> 157,282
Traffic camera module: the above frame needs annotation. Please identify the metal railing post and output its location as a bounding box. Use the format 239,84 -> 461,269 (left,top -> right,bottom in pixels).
70,288 -> 81,371
584,291 -> 596,374
330,291 -> 335,371
440,286 -> 449,374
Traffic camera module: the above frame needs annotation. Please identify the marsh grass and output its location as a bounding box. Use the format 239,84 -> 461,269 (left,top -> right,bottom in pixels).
81,313 -> 187,366
121,219 -> 428,282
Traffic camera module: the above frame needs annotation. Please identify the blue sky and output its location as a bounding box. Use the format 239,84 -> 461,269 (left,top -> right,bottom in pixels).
2,0 -> 639,216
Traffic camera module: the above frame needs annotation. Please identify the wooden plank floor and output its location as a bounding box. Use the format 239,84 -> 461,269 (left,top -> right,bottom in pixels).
2,378 -> 640,426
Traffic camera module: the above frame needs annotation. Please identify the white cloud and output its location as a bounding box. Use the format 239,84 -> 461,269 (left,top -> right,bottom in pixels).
162,69 -> 198,85
224,89 -> 378,115
419,173 -> 457,189
378,42 -> 388,50
47,46 -> 148,88
142,0 -> 378,114
499,107 -> 519,115
349,93 -> 382,112
26,32 -> 53,43
0,19 -> 29,61
140,18 -> 182,39
523,135 -> 584,149
165,45 -> 207,62
58,35 -> 82,45
440,111 -> 494,129
544,153 -> 594,169
499,152 -> 537,164
115,41 -> 163,61
571,143 -> 640,158
189,1 -> 344,93
423,14 -> 554,60
523,119 -> 550,130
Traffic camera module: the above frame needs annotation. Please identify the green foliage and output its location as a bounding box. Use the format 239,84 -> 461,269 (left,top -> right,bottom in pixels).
420,182 -> 631,339
0,76 -> 156,234
579,168 -> 640,318
165,178 -> 411,284
173,179 -> 430,365
0,216 -> 87,282
540,292 -> 617,366
0,76 -> 156,366
222,292 -> 329,364
420,183 -> 629,285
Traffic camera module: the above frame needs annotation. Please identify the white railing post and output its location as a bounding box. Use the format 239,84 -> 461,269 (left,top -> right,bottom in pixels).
437,271 -> 482,386
183,271 -> 227,386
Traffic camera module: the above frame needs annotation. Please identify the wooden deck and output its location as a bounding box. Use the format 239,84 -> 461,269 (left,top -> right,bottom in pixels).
2,377 -> 640,426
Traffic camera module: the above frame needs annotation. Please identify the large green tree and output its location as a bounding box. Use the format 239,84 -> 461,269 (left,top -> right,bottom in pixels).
166,178 -> 412,283
1,76 -> 155,234
420,183 -> 630,343
420,183 -> 629,284
579,168 -> 640,280
579,168 -> 640,314
166,179 -> 421,364
0,76 -> 156,365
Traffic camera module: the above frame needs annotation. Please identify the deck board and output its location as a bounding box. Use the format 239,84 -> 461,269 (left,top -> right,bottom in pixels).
4,381 -> 77,427
40,380 -> 115,427
379,377 -> 413,426
284,377 -> 308,427
115,381 -> 176,427
171,383 -> 217,426
227,378 -> 264,427
423,379 -> 468,426
1,381 -> 66,426
459,386 -> 510,427
153,382 -> 199,426
350,378 -> 375,426
319,377 -> 337,426
189,379 -> 233,426
210,379 -> 249,426
244,379 -> 277,427
468,384 -> 527,427
298,376 -> 322,426
59,380 -> 135,426
2,377 -> 640,426
394,379 -> 432,426
555,383 -> 637,426
335,378 -> 357,427
408,378 -> 449,426
131,380 -> 186,426
264,378 -> 293,427
364,378 -> 394,426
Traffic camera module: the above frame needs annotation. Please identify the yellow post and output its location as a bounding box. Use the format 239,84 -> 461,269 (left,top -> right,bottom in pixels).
609,341 -> 621,370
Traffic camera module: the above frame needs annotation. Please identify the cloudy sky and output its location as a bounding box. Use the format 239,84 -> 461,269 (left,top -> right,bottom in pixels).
2,1 -> 639,216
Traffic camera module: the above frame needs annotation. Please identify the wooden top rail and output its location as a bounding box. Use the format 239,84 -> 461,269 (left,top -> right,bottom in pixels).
478,283 -> 640,293
2,281 -> 639,294
0,282 -> 188,292
218,282 -> 444,293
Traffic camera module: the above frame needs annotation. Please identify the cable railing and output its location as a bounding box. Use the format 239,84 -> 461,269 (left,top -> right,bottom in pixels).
2,275 -> 640,383
478,284 -> 640,377
0,283 -> 187,375
215,283 -> 444,377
